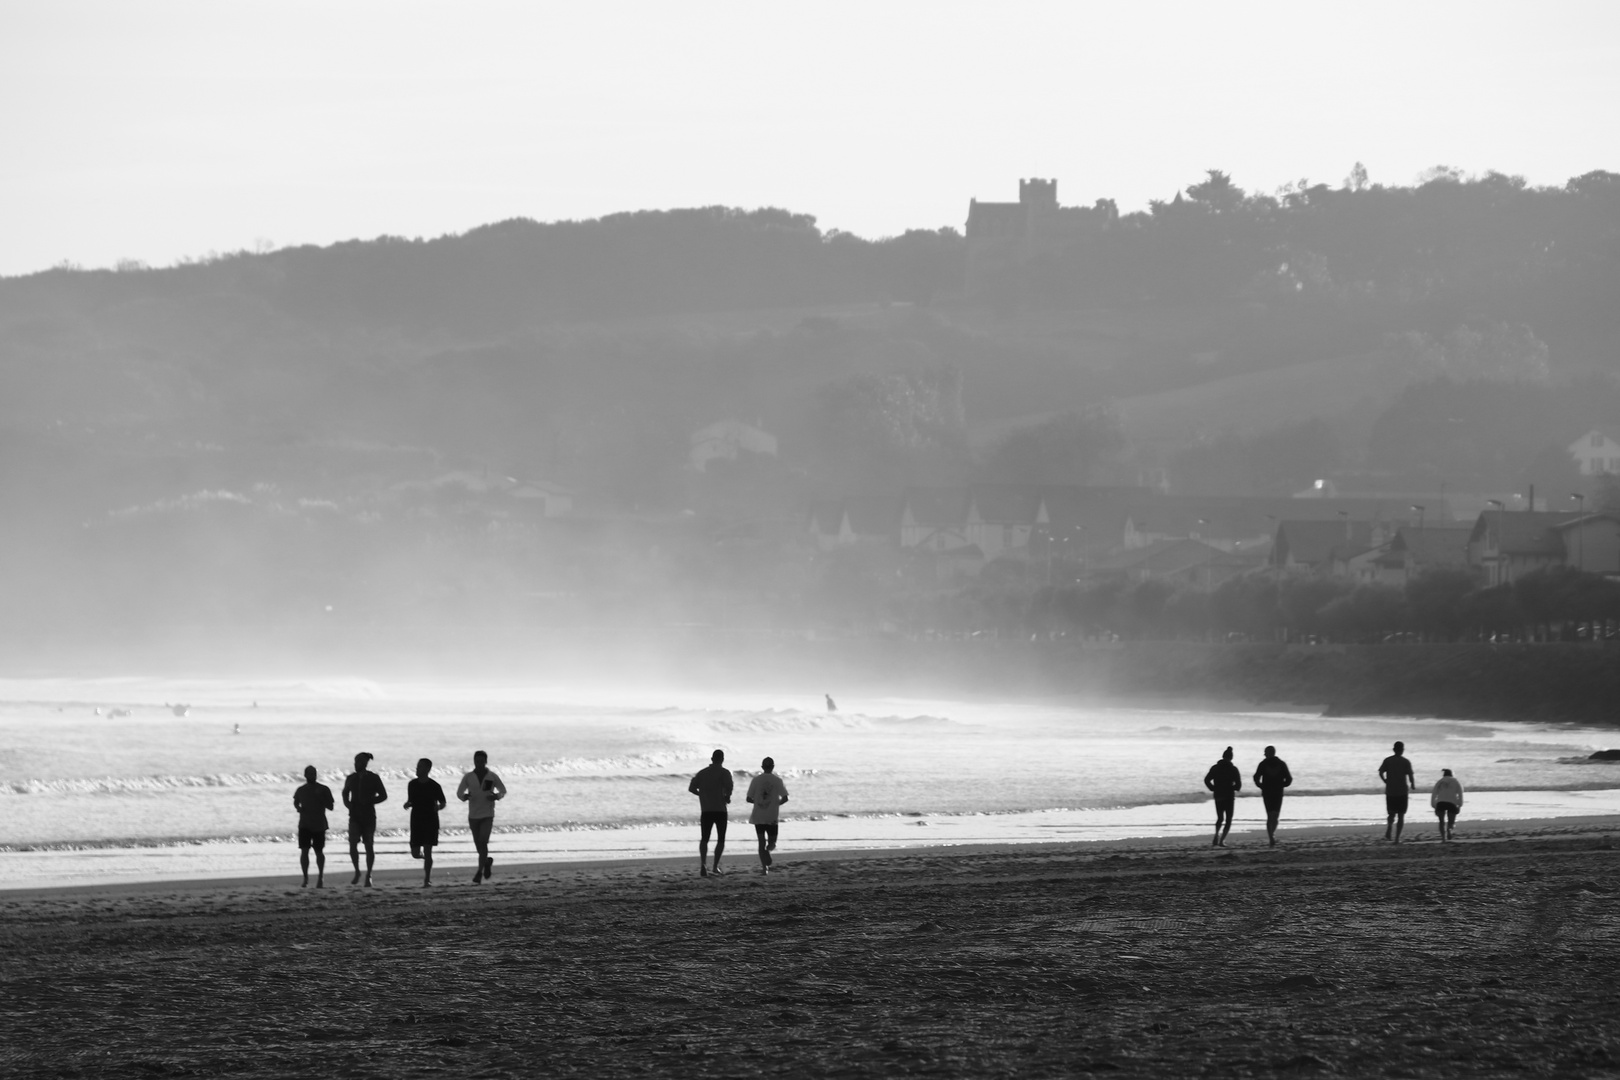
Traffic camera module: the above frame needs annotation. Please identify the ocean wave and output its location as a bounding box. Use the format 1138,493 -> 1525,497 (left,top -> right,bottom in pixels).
704,709 -> 950,733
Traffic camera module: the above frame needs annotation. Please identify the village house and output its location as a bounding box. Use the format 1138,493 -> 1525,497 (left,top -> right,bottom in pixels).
689,419 -> 778,472
1084,537 -> 1260,589
1351,525 -> 1473,585
1567,429 -> 1620,477
1270,519 -> 1381,574
1467,510 -> 1620,584
808,496 -> 901,552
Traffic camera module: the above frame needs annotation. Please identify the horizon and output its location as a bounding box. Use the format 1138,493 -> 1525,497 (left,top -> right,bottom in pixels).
3,0 -> 1618,277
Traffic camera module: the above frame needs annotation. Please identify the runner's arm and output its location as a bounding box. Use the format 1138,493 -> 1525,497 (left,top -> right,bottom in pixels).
373,779 -> 388,806
1204,767 -> 1216,792
490,774 -> 506,801
688,775 -> 702,797
456,776 -> 471,802
1282,765 -> 1292,788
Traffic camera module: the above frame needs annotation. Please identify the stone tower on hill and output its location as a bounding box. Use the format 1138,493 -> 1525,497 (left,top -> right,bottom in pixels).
964,178 -> 1113,304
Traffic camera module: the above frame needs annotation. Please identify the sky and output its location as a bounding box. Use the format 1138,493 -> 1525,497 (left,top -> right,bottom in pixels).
2,0 -> 1617,277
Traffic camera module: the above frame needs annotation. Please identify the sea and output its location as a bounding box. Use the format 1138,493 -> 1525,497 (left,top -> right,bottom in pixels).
3,677 -> 1618,889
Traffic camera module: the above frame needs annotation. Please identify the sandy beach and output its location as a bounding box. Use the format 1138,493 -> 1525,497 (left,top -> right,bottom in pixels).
3,818 -> 1618,1078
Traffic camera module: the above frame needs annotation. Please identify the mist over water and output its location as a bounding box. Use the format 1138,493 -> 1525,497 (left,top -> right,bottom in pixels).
3,677 -> 1616,887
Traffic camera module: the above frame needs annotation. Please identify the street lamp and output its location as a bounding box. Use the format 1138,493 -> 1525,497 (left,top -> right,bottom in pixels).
1571,493 -> 1586,570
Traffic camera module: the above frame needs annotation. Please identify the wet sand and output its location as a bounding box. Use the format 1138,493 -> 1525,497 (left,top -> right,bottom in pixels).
3,821 -> 1618,1078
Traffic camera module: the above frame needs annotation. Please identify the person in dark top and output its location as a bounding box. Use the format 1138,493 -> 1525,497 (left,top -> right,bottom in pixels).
342,752 -> 388,887
688,749 -> 734,877
1379,740 -> 1416,843
1252,745 -> 1293,847
293,765 -> 335,888
402,757 -> 447,888
825,694 -> 837,713
1203,746 -> 1242,847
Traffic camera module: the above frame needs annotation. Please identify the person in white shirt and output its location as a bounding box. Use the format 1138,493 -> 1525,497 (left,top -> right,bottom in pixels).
456,750 -> 507,884
745,757 -> 789,875
1430,768 -> 1464,841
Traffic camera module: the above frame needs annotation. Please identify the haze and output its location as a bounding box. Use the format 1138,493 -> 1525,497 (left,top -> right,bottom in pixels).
3,0 -> 1617,277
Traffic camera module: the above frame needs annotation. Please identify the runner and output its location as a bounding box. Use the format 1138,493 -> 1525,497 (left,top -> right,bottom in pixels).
1251,745 -> 1293,847
1203,746 -> 1242,847
293,765 -> 334,888
341,752 -> 388,887
402,758 -> 447,887
1379,740 -> 1416,842
1430,767 -> 1464,842
687,749 -> 733,877
745,756 -> 789,875
457,750 -> 506,884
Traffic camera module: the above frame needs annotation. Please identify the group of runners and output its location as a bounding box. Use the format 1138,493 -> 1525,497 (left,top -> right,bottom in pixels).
287,736 -> 1470,888
687,750 -> 790,876
291,750 -> 507,888
1202,739 -> 1466,848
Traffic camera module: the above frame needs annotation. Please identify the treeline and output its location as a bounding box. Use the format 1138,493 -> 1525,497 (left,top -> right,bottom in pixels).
901,567 -> 1620,646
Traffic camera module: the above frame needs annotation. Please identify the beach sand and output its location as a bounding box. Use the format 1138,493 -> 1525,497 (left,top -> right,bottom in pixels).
3,820 -> 1618,1078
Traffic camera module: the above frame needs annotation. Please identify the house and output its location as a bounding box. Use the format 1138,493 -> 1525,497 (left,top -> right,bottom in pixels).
1270,519 -> 1379,574
1357,526 -> 1473,585
808,496 -> 901,551
1466,510 -> 1620,584
690,420 -> 778,472
1085,538 -> 1260,588
1567,429 -> 1620,476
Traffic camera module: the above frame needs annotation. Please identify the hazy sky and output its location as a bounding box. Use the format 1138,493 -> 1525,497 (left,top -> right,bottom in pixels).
2,0 -> 1616,277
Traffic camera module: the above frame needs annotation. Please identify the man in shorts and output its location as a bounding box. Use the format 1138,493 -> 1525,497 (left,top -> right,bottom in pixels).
687,749 -> 733,877
456,750 -> 506,884
1252,745 -> 1293,847
1203,746 -> 1242,847
745,756 -> 789,875
293,765 -> 334,888
1379,740 -> 1416,842
342,752 -> 388,886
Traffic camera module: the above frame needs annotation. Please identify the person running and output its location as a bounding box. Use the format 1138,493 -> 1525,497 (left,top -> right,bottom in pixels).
1203,746 -> 1242,847
342,752 -> 388,886
293,765 -> 334,888
1430,767 -> 1464,842
1379,740 -> 1416,842
687,749 -> 733,877
745,757 -> 789,875
457,750 -> 506,884
403,758 -> 447,887
1252,745 -> 1293,847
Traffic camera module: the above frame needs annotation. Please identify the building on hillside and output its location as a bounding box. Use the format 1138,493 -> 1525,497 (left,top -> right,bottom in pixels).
1084,538 -> 1261,589
1270,519 -> 1382,574
392,471 -> 574,518
1127,496 -> 1432,554
689,420 -> 778,472
1467,510 -> 1620,584
1353,525 -> 1474,586
1567,429 -> 1620,476
808,496 -> 901,551
964,179 -> 1113,301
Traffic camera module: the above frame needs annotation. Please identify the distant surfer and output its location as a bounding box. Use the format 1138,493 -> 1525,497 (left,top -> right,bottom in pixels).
1379,741 -> 1416,843
167,703 -> 189,717
1203,746 -> 1242,847
403,758 -> 447,886
1430,768 -> 1463,841
745,757 -> 789,875
825,694 -> 837,713
233,723 -> 240,735
293,765 -> 335,888
457,750 -> 506,884
688,749 -> 734,877
1252,745 -> 1293,847
342,752 -> 388,886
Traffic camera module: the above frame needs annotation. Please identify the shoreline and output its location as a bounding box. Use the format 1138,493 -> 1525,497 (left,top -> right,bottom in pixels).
5,817 -> 1619,1078
6,812 -> 1617,903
